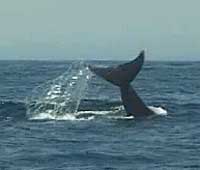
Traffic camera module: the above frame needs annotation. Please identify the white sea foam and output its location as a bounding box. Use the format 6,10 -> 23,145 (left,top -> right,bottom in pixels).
78,70 -> 83,75
108,115 -> 135,120
72,76 -> 78,80
29,112 -> 94,121
76,110 -> 112,116
28,106 -> 167,121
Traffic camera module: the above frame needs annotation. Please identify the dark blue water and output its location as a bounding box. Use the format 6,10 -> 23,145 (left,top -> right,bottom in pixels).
0,60 -> 200,170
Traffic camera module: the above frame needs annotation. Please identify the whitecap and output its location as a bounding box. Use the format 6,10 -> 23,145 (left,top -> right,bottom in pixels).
29,112 -> 94,121
76,110 -> 112,116
72,76 -> 78,80
108,115 -> 135,120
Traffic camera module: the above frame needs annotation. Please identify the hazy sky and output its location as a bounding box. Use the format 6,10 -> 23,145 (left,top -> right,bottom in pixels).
0,0 -> 199,60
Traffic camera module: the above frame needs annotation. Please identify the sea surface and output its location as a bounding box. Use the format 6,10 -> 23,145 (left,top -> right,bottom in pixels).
0,60 -> 200,170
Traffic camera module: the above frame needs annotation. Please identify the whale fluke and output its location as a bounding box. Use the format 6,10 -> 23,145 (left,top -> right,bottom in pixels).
89,50 -> 144,86
89,50 -> 154,117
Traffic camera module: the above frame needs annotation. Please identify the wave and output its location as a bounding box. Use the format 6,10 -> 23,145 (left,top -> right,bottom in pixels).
143,66 -> 154,71
29,112 -> 95,121
178,103 -> 200,109
28,105 -> 122,121
0,100 -> 26,120
27,105 -> 167,121
0,101 -> 168,121
0,99 -> 121,121
108,115 -> 135,120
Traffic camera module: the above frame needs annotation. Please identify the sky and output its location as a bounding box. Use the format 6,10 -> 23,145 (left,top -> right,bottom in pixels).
0,0 -> 199,60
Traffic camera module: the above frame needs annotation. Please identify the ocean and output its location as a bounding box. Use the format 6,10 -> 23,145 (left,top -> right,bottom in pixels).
0,60 -> 200,170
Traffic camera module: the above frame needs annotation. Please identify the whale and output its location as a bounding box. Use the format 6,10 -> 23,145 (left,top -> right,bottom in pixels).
88,50 -> 154,117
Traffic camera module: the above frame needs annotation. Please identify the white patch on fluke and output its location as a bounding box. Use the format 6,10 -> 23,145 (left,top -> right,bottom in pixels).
148,106 -> 168,116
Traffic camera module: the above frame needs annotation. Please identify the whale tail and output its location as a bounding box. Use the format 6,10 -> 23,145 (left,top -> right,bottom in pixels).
89,50 -> 153,117
89,50 -> 144,86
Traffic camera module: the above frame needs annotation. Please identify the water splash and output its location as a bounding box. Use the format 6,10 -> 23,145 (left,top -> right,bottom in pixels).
26,61 -> 91,119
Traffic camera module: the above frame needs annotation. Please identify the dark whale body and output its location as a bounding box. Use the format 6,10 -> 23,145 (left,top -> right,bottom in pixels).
89,51 -> 154,117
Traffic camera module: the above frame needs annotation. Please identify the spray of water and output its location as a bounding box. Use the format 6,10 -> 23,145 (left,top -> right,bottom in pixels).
26,61 -> 91,119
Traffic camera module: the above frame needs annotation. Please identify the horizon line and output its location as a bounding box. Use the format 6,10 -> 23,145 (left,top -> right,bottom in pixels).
0,58 -> 199,62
